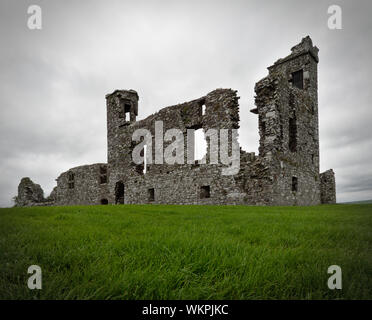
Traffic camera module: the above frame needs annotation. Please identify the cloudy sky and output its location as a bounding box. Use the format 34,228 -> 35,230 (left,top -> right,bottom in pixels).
0,0 -> 371,206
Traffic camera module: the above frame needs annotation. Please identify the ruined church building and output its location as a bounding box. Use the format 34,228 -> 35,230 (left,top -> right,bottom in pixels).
15,36 -> 336,207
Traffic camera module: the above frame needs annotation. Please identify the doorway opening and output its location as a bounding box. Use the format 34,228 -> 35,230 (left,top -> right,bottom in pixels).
115,181 -> 124,204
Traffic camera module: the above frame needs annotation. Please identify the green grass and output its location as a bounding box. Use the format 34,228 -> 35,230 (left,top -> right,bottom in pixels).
0,204 -> 371,300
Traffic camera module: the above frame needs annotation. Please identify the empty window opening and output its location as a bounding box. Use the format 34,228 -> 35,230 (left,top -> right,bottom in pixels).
143,145 -> 147,174
124,111 -> 130,121
119,100 -> 131,121
148,188 -> 155,202
194,129 -> 207,161
101,199 -> 108,205
115,181 -> 124,204
292,70 -> 303,89
311,154 -> 315,164
199,99 -> 206,117
119,99 -> 131,120
289,115 -> 297,152
99,165 -> 108,184
124,103 -> 131,113
200,185 -> 211,199
201,104 -> 206,116
68,172 -> 74,189
124,103 -> 131,121
292,177 -> 298,192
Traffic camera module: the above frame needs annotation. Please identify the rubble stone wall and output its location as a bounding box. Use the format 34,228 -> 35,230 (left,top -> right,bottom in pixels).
14,177 -> 46,207
53,164 -> 109,206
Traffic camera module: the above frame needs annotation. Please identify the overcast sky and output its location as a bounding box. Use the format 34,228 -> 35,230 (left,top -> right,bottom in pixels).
0,0 -> 371,206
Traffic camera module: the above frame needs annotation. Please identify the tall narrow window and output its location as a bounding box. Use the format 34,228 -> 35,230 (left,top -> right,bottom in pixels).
124,103 -> 131,121
143,145 -> 147,174
199,99 -> 206,116
68,172 -> 74,189
292,70 -> 303,89
292,177 -> 298,192
100,165 -> 107,184
119,99 -> 132,121
289,115 -> 297,152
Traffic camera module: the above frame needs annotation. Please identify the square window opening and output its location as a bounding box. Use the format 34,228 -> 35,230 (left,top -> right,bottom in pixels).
200,185 -> 210,199
292,70 -> 304,89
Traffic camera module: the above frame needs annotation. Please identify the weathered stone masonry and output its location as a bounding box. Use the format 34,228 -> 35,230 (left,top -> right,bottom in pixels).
14,36 -> 336,207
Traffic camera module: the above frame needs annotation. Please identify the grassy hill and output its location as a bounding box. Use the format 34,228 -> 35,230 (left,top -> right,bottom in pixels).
0,204 -> 371,300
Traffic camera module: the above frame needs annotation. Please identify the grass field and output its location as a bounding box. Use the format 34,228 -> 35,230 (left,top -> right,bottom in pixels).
0,204 -> 371,300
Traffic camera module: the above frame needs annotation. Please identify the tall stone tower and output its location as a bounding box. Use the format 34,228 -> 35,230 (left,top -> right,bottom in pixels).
105,89 -> 140,203
106,89 -> 138,163
252,36 -> 322,205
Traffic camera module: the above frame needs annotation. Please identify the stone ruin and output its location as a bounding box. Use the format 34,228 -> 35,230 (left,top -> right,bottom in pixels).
14,36 -> 336,207
14,177 -> 48,207
320,169 -> 336,204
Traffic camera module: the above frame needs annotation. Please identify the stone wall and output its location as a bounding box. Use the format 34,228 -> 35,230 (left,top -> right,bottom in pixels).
106,88 -> 249,205
251,36 -> 321,205
53,164 -> 109,206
